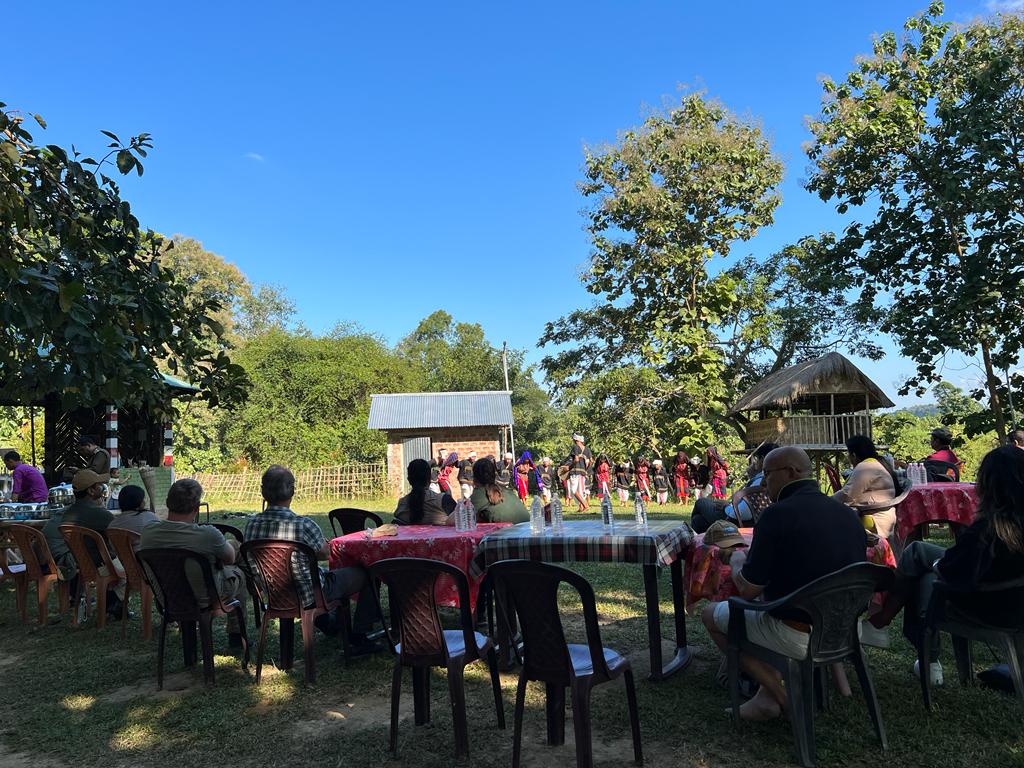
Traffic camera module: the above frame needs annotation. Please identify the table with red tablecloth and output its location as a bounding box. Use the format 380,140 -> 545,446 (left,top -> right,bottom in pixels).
683,528 -> 897,612
329,523 -> 509,611
897,482 -> 978,542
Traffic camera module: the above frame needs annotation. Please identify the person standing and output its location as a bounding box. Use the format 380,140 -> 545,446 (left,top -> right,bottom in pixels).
652,459 -> 670,505
634,457 -> 652,502
707,447 -> 729,499
457,451 -> 476,500
497,452 -> 514,489
614,461 -> 632,506
3,451 -> 48,503
672,451 -> 690,502
593,454 -> 612,499
68,435 -> 111,480
537,457 -> 555,504
567,434 -> 592,513
514,453 -> 534,502
428,459 -> 441,493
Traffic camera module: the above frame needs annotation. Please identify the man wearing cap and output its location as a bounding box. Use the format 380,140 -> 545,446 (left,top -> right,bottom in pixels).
922,427 -> 962,478
42,469 -> 126,616
3,451 -> 49,503
457,451 -> 476,500
497,452 -> 514,489
567,434 -> 592,512
701,447 -> 866,721
537,457 -> 555,503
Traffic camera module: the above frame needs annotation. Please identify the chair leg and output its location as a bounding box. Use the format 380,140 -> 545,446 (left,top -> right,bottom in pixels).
16,575 -> 28,624
58,580 -> 70,619
121,584 -> 131,640
952,636 -> 973,686
338,597 -> 353,664
235,606 -> 250,669
487,648 -> 506,729
255,615 -> 270,685
513,674 -> 528,768
447,661 -> 470,758
389,662 -> 402,756
300,609 -> 316,685
412,667 -> 431,725
544,682 -> 565,745
95,580 -> 108,630
182,620 -> 198,667
279,617 -> 295,670
727,646 -> 742,725
1004,636 -> 1024,702
570,679 -> 595,768
198,614 -> 216,685
624,669 -> 643,766
141,588 -> 153,641
785,660 -> 815,768
157,619 -> 168,691
851,646 -> 887,750
37,577 -> 51,625
919,631 -> 934,711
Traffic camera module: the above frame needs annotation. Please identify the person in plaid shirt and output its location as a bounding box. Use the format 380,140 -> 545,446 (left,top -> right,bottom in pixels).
244,465 -> 380,652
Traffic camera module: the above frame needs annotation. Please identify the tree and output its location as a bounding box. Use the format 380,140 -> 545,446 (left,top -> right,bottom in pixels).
0,104 -> 247,413
805,3 -> 1024,439
541,94 -> 784,447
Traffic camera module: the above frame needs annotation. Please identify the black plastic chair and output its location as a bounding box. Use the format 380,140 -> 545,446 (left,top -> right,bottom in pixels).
369,557 -> 505,759
919,575 -> 1024,708
328,508 -> 383,537
923,459 -> 960,482
726,562 -> 894,768
136,548 -> 250,690
240,539 -> 340,685
207,523 -> 263,629
487,560 -> 642,768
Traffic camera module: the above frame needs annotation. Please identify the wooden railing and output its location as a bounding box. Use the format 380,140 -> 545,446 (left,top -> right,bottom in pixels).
745,414 -> 873,448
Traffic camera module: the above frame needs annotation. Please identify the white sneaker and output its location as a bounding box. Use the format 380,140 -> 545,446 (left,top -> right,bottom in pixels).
859,620 -> 891,648
914,659 -> 944,686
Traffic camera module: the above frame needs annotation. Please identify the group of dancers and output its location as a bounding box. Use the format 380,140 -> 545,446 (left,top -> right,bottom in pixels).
428,434 -> 731,514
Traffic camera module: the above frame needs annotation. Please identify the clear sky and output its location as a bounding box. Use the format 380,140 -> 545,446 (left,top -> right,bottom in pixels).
8,0 -> 1018,407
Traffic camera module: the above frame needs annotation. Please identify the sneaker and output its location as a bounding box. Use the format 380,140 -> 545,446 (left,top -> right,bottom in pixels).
914,659 -> 944,686
859,619 -> 891,649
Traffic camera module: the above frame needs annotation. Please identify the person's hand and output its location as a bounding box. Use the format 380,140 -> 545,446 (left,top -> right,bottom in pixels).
728,548 -> 748,571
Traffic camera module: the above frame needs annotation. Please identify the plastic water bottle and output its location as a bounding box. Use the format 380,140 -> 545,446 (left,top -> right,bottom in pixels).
454,499 -> 466,531
601,485 -> 614,531
465,497 -> 477,530
530,496 -> 544,534
634,496 -> 648,529
550,494 -> 564,533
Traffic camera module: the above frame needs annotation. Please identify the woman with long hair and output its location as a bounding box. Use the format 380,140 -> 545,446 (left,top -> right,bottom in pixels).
652,459 -> 670,505
469,457 -> 529,523
869,445 -> 1024,684
634,457 -> 651,502
614,460 -> 632,506
672,450 -> 690,501
393,459 -> 457,525
833,434 -> 900,539
593,454 -> 613,498
706,447 -> 729,499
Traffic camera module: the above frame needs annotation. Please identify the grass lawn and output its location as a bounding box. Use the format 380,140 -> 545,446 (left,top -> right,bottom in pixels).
1,499 -> 1022,768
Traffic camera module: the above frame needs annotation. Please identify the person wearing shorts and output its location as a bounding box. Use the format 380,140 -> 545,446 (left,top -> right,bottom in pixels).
567,434 -> 592,513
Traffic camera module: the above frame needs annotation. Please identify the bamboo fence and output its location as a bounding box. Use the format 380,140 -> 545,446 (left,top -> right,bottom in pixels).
185,461 -> 388,504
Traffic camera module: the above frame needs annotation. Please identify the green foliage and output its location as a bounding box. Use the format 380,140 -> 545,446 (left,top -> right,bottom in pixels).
0,104 -> 248,414
805,4 -> 1024,437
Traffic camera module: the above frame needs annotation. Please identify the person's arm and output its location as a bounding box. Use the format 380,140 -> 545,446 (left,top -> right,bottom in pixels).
728,549 -> 764,600
212,530 -> 236,565
831,464 -> 867,504
10,469 -> 22,501
732,509 -> 779,599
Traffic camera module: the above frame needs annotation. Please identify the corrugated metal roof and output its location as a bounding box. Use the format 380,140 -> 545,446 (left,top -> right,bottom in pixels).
368,391 -> 514,430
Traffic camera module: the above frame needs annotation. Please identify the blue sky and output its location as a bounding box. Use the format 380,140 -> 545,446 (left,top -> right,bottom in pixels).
8,0 -> 1017,407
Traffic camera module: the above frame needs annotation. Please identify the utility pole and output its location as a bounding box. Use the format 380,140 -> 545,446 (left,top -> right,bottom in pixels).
502,342 -> 516,457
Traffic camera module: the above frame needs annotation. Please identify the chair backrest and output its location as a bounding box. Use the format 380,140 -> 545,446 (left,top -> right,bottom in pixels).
851,478 -> 914,515
486,559 -> 609,684
369,557 -> 475,666
731,485 -> 773,525
767,562 -> 895,663
106,529 -> 145,588
8,524 -> 57,580
59,524 -> 117,581
209,523 -> 244,543
240,539 -> 324,616
923,459 -> 960,482
136,548 -> 227,621
328,508 -> 383,537
934,574 -> 1024,630
824,463 -> 843,493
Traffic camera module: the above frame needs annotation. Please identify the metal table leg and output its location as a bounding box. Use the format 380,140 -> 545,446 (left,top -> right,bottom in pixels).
643,560 -> 692,681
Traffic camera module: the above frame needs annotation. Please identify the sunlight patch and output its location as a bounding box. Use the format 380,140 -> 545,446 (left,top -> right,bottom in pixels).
110,723 -> 156,751
61,694 -> 95,712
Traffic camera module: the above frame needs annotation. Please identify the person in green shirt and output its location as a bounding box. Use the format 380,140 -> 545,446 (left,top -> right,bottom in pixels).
469,457 -> 529,524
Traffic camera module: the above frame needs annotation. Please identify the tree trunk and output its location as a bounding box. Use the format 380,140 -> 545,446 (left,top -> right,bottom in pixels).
980,337 -> 1008,441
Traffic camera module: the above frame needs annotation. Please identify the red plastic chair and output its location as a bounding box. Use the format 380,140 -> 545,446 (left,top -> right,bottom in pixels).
7,524 -> 71,625
106,529 -> 154,640
370,557 -> 505,759
137,547 -> 250,689
824,463 -> 843,493
0,540 -> 29,619
240,539 -> 339,685
486,559 -> 641,768
59,524 -> 121,629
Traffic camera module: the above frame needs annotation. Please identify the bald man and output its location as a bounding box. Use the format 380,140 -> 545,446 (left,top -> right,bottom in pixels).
701,447 -> 866,721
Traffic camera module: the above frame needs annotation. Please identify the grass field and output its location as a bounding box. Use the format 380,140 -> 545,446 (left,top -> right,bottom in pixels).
1,499 -> 1022,768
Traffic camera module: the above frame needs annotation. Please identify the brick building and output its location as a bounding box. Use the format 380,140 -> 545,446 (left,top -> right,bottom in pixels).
367,391 -> 513,496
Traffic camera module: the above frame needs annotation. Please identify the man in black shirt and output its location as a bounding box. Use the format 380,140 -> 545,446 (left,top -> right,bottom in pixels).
701,447 -> 866,721
568,433 -> 593,513
457,451 -> 476,500
497,452 -> 514,488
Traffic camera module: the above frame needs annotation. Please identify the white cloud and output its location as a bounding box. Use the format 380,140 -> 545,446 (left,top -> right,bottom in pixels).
244,152 -> 265,162
986,0 -> 1024,12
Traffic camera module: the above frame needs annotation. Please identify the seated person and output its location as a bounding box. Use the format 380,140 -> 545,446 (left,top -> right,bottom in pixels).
1010,430 -> 1024,450
469,457 -> 529,523
244,465 -> 380,652
701,447 -> 867,721
922,427 -> 962,480
393,459 -> 456,525
691,443 -> 778,533
140,479 -> 247,645
868,445 -> 1024,685
3,451 -> 49,503
108,485 -> 160,545
832,435 -> 899,539
42,469 -> 125,617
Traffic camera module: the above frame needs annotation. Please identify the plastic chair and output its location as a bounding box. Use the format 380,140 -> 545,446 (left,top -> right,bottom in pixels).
7,524 -> 70,625
919,575 -> 1024,708
726,562 -> 894,768
59,524 -> 121,629
208,523 -> 263,628
240,539 -> 340,685
824,463 -> 843,493
0,539 -> 29,620
328,508 -> 383,537
730,485 -> 773,525
370,557 -> 505,759
106,529 -> 154,640
487,560 -> 642,768
136,548 -> 250,690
